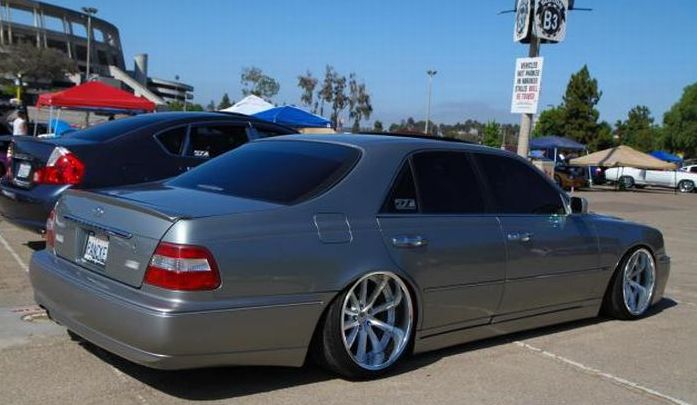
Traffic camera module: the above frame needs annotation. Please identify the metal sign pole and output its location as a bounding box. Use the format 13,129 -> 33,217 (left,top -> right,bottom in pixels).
516,34 -> 540,159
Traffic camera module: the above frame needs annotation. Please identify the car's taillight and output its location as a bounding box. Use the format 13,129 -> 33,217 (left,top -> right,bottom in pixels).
144,242 -> 220,291
45,208 -> 56,249
33,147 -> 85,185
5,143 -> 13,178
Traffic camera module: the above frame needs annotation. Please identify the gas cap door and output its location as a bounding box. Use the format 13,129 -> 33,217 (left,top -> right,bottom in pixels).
313,213 -> 352,244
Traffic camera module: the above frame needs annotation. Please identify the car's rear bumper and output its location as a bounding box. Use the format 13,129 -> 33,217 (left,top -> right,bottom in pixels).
30,250 -> 331,370
0,181 -> 68,232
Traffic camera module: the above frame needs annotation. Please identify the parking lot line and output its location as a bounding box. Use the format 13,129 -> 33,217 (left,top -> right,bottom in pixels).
0,230 -> 29,273
514,341 -> 692,405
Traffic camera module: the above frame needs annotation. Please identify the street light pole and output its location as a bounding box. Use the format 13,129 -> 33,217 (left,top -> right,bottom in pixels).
82,7 -> 97,81
175,75 -> 187,111
425,70 -> 437,136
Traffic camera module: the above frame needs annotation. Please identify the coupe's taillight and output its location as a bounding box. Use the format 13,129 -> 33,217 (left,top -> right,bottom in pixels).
144,242 -> 220,291
45,208 -> 56,249
33,147 -> 85,185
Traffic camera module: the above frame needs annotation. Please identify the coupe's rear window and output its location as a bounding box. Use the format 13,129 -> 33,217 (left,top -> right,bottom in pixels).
168,140 -> 361,204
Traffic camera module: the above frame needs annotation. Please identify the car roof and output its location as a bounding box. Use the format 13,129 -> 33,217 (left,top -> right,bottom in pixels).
258,133 -> 508,155
118,111 -> 283,125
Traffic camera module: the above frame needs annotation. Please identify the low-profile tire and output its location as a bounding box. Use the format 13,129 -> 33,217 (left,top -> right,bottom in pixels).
678,180 -> 695,193
602,248 -> 657,320
315,271 -> 414,379
619,176 -> 635,190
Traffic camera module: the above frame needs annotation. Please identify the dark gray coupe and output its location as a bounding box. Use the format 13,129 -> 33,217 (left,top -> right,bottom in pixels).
29,134 -> 670,379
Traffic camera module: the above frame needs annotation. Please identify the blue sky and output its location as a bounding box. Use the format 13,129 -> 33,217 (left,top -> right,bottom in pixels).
56,0 -> 697,126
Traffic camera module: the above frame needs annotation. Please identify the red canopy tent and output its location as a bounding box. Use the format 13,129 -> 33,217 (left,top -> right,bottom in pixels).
36,81 -> 156,112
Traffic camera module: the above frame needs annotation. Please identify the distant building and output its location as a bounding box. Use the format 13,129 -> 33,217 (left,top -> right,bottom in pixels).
0,0 -> 192,106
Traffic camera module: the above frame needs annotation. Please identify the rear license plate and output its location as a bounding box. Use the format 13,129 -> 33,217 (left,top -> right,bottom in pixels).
17,163 -> 31,179
83,234 -> 109,266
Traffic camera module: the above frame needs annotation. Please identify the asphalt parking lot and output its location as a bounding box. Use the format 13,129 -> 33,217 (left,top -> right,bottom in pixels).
0,187 -> 695,405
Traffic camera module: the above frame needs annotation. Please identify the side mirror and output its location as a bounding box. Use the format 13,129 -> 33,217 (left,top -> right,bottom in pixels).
570,196 -> 588,214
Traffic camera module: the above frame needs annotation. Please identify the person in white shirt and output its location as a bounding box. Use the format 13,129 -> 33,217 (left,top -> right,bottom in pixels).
12,110 -> 28,136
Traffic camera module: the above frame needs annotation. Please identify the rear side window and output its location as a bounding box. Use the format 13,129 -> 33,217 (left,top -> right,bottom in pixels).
169,141 -> 360,205
186,125 -> 248,159
156,126 -> 187,154
382,163 -> 418,213
474,153 -> 565,215
690,167 -> 697,173
411,152 -> 485,214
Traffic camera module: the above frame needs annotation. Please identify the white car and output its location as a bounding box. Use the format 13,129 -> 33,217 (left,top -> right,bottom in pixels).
606,166 -> 697,193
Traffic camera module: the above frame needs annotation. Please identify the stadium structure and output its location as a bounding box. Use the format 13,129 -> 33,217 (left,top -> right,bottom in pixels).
0,0 -> 192,106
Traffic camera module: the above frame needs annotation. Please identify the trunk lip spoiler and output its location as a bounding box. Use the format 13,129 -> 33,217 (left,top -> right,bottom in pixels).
64,189 -> 187,223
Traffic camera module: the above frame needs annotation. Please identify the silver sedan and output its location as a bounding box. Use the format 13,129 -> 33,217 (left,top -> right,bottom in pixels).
30,134 -> 670,379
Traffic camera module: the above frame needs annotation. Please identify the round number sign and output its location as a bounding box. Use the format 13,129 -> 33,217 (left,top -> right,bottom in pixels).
534,0 -> 567,42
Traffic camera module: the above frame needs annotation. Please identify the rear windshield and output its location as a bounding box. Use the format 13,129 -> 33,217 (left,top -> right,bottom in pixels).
168,140 -> 361,205
66,114 -> 164,141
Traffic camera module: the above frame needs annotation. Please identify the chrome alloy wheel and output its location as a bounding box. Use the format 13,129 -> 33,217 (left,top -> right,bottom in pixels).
622,249 -> 656,316
341,272 -> 413,371
679,180 -> 695,193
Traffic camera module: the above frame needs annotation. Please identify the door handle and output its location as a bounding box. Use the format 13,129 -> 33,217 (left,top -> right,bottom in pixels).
507,232 -> 534,242
392,235 -> 428,248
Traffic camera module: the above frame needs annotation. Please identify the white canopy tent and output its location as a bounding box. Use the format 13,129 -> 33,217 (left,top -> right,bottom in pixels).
220,95 -> 273,115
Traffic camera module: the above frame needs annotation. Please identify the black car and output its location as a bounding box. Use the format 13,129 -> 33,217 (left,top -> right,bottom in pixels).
0,112 -> 296,232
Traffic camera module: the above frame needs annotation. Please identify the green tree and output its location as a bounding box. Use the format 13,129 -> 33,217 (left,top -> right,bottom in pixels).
560,65 -> 602,146
330,73 -> 348,129
616,105 -> 658,152
297,70 -> 318,112
167,101 -> 204,111
217,93 -> 232,110
0,42 -> 77,82
533,106 -> 565,137
482,120 -> 501,147
348,73 -> 373,132
241,66 -> 280,101
317,65 -> 336,117
663,82 -> 697,156
594,121 -> 615,151
0,42 -> 77,103
206,100 -> 216,111
373,120 -> 384,132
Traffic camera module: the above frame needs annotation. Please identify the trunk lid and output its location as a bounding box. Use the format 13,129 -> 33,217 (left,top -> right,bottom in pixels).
54,189 -> 179,287
8,136 -> 93,188
8,137 -> 56,188
53,185 -> 281,288
101,182 -> 282,218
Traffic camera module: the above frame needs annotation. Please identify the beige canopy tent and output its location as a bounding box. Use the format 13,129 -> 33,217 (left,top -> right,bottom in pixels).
569,145 -> 677,170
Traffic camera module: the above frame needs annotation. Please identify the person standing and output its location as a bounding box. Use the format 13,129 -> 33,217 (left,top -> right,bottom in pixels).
12,109 -> 28,136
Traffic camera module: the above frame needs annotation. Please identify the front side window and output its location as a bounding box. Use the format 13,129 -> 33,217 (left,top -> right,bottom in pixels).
186,125 -> 248,159
474,153 -> 565,215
